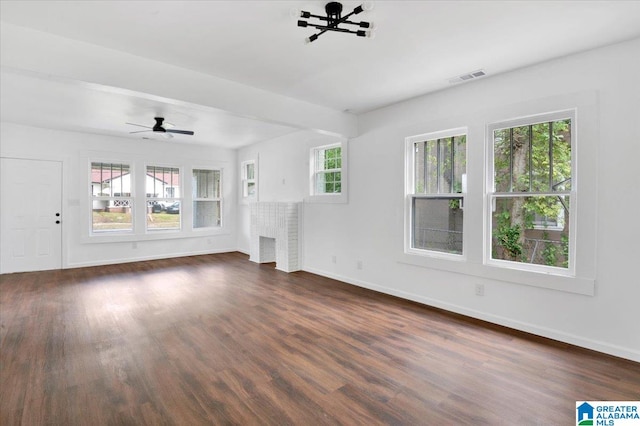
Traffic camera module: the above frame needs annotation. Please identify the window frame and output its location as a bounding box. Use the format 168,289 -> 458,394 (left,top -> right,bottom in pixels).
145,164 -> 182,232
241,159 -> 257,201
192,168 -> 223,229
485,109 -> 577,276
405,128 -> 467,260
90,161 -> 134,235
307,140 -> 348,204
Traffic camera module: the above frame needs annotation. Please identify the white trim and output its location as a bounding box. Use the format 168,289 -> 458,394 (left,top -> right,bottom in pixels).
404,127 -> 467,258
240,159 -> 258,204
302,266 -> 630,361
192,167 -> 223,230
485,109 -> 577,277
84,156 -> 229,243
65,247 -> 236,268
306,139 -> 348,204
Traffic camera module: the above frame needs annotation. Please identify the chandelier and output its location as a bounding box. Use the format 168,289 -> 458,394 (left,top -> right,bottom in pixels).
295,2 -> 374,44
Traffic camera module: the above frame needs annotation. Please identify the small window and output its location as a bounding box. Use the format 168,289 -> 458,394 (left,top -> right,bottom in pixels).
146,165 -> 181,231
406,130 -> 466,256
193,169 -> 222,228
488,112 -> 573,271
241,160 -> 256,199
91,162 -> 133,233
312,144 -> 342,195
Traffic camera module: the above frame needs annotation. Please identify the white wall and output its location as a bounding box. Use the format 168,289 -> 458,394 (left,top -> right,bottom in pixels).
237,130 -> 342,254
239,38 -> 640,361
1,122 -> 237,268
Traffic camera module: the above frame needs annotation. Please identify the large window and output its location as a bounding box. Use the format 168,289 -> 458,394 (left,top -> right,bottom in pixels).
146,165 -> 181,231
193,169 -> 221,228
91,162 -> 133,233
312,144 -> 342,195
406,130 -> 466,256
488,111 -> 573,271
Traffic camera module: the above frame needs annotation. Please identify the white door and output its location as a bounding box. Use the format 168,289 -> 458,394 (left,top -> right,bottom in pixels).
1,158 -> 62,274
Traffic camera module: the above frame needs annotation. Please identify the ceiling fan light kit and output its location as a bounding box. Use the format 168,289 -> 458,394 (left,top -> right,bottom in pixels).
296,2 -> 375,44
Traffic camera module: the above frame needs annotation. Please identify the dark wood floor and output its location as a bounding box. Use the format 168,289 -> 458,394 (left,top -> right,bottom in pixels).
1,252 -> 638,425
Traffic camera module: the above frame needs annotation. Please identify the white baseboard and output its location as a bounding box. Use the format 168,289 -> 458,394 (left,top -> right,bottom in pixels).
64,248 -> 237,269
303,266 -> 640,363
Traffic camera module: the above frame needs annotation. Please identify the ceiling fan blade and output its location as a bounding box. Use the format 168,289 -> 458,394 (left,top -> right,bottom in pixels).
166,129 -> 194,135
126,122 -> 152,129
130,130 -> 152,134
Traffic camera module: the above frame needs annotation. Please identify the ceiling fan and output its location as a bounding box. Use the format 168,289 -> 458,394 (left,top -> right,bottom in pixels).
126,117 -> 194,136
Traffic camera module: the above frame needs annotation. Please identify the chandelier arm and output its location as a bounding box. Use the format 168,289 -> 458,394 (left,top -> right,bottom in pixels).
329,8 -> 361,28
307,23 -> 362,34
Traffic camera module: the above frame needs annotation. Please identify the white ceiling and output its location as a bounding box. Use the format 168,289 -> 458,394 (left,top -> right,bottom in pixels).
2,0 -> 640,148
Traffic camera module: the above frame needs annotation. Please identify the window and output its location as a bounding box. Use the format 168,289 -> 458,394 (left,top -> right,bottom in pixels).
146,165 -> 181,231
91,162 -> 133,233
312,144 -> 342,195
241,160 -> 256,199
193,169 -> 222,228
406,130 -> 466,256
488,111 -> 573,271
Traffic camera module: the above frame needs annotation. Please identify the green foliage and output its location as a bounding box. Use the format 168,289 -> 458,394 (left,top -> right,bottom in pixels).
541,231 -> 557,266
493,211 -> 523,261
561,234 -> 569,268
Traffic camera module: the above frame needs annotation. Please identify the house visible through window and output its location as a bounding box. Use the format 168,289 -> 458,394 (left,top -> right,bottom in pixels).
312,144 -> 342,195
146,165 -> 181,231
193,169 -> 222,228
406,130 -> 466,255
489,112 -> 573,270
91,162 -> 133,233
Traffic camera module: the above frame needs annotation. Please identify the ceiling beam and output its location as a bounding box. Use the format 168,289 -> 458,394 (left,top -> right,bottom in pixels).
0,23 -> 357,139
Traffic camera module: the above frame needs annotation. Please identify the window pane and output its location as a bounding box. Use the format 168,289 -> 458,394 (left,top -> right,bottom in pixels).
91,162 -> 130,197
438,138 -> 453,193
453,135 -> 466,194
494,120 -> 571,194
146,166 -> 180,198
425,140 -> 438,193
414,142 -> 425,194
193,169 -> 220,199
553,119 -> 572,191
531,122 -> 550,191
245,163 -> 255,180
92,202 -> 132,232
193,201 -> 220,228
147,201 -> 180,230
491,195 -> 569,268
493,129 -> 511,192
412,197 -> 463,254
418,136 -> 466,195
247,182 -> 256,197
511,126 -> 531,192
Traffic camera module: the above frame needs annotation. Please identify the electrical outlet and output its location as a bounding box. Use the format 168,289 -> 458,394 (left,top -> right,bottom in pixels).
332,255 -> 337,264
132,242 -> 137,249
475,283 -> 485,296
356,260 -> 363,270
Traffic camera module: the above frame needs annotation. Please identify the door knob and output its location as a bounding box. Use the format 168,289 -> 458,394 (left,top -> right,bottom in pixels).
55,213 -> 60,217
56,220 -> 60,224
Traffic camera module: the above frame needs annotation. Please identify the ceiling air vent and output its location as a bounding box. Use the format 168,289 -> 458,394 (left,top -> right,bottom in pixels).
449,69 -> 486,84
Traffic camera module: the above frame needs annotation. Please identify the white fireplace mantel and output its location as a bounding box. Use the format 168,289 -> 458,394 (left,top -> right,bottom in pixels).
249,202 -> 301,272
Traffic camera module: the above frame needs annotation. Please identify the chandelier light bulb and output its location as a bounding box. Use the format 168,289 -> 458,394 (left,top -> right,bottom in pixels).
296,2 -> 376,44
362,2 -> 374,11
289,8 -> 302,19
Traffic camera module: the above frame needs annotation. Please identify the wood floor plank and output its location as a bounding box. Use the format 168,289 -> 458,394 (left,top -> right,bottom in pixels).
1,252 -> 639,425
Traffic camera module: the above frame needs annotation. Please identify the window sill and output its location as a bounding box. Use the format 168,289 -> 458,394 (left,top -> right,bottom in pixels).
398,252 -> 595,296
84,227 -> 230,244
